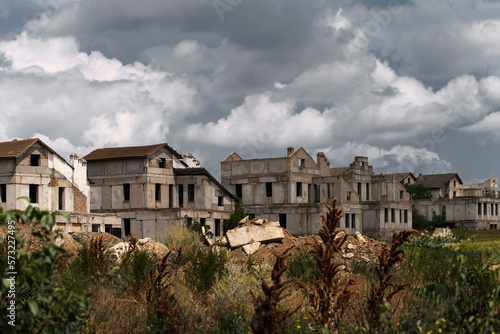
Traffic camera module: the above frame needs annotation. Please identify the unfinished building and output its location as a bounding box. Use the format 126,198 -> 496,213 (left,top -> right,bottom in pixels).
413,173 -> 500,230
221,147 -> 412,239
84,143 -> 235,240
0,138 -> 120,233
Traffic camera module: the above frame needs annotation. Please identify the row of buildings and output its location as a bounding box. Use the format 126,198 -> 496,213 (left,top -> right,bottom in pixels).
1,138 -> 498,240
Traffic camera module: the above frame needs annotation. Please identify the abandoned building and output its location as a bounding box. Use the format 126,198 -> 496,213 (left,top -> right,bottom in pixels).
221,147 -> 412,239
84,143 -> 235,240
413,173 -> 500,230
0,138 -> 120,233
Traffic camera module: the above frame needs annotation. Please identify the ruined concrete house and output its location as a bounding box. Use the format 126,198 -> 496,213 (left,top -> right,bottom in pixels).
221,147 -> 412,239
413,173 -> 500,230
84,143 -> 235,240
0,138 -> 120,232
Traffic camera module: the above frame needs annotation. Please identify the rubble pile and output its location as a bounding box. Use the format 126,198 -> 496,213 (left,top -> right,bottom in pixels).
107,237 -> 169,261
226,216 -> 386,271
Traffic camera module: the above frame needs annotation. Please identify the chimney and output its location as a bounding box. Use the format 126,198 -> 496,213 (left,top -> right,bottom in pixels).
287,147 -> 294,156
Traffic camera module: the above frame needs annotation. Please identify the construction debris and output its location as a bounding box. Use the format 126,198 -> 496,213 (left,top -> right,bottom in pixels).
226,218 -> 285,249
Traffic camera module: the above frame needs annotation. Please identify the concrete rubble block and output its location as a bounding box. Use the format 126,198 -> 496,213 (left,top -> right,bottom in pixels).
108,242 -> 130,261
433,227 -> 452,237
238,216 -> 250,225
342,253 -> 355,259
361,256 -> 370,263
334,231 -> 345,240
226,221 -> 285,248
201,226 -> 214,246
243,242 -> 261,255
347,243 -> 357,250
355,232 -> 366,243
252,218 -> 268,225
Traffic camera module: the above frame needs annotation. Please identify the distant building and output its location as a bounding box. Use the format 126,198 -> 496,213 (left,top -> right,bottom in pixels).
85,143 -> 235,240
0,138 -> 120,233
413,173 -> 499,230
221,147 -> 412,239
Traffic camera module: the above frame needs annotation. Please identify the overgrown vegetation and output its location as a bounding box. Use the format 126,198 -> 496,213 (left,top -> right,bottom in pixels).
404,183 -> 433,200
1,199 -> 499,333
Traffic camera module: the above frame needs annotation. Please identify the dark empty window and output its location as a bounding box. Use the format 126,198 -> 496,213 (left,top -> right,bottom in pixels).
92,224 -> 100,232
345,214 -> 350,228
30,154 -> 40,166
200,218 -> 206,225
453,191 -> 457,198
357,182 -> 362,195
178,185 -> 184,208
296,182 -> 302,197
123,184 -> 130,201
169,185 -> 173,208
0,184 -> 6,202
478,203 -> 482,215
400,190 -> 404,199
407,177 -> 411,184
235,184 -> 242,198
155,183 -> 161,201
218,196 -> 223,206
385,208 -> 389,222
188,184 -> 195,202
366,183 -> 370,200
404,210 -> 408,223
215,219 -> 221,237
266,182 -> 272,198
186,217 -> 192,226
352,214 -> 356,229
279,214 -> 287,228
124,218 -> 131,237
347,191 -> 351,201
159,158 -> 166,168
29,184 -> 38,203
58,187 -> 64,210
496,204 -> 498,216
391,208 -> 395,222
492,204 -> 495,216
484,203 -> 488,215
299,159 -> 305,167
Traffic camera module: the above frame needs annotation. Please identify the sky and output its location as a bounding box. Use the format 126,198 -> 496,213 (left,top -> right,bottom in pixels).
1,0 -> 500,184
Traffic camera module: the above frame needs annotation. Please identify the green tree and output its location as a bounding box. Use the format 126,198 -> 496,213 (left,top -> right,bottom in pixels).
223,199 -> 247,233
404,183 -> 433,200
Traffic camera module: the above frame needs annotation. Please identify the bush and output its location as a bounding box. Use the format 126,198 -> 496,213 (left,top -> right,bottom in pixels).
184,246 -> 230,295
0,202 -> 88,333
286,245 -> 316,285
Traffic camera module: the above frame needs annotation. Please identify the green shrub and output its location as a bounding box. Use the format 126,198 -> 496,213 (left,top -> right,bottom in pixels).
184,246 -> 230,295
286,245 -> 316,285
120,249 -> 157,295
0,202 -> 88,333
421,254 -> 500,333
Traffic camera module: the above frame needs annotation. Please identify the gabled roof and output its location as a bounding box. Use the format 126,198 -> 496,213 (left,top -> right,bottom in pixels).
0,138 -> 69,165
416,173 -> 462,189
388,172 -> 416,183
173,168 -> 237,200
84,143 -> 182,161
330,167 -> 350,175
222,152 -> 243,162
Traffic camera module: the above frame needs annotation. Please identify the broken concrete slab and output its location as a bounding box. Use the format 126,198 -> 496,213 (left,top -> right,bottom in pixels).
238,216 -> 250,225
243,242 -> 261,255
342,253 -> 355,259
355,232 -> 366,243
226,221 -> 285,248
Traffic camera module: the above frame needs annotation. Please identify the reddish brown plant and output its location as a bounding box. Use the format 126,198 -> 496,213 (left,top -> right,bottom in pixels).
250,246 -> 299,334
301,198 -> 354,328
366,229 -> 419,327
